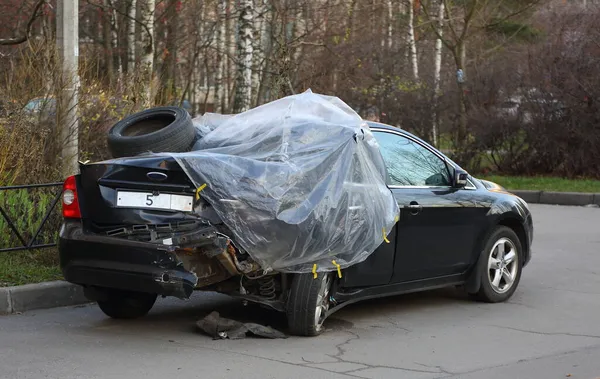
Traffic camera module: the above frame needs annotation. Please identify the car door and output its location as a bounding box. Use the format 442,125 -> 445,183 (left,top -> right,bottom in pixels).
371,129 -> 487,283
339,224 -> 397,288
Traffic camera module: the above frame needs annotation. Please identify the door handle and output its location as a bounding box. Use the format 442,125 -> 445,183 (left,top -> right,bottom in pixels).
405,201 -> 422,215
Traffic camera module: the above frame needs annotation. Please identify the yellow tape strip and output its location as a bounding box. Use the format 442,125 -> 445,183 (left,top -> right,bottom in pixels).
332,260 -> 342,278
394,215 -> 399,223
195,183 -> 207,200
312,264 -> 318,279
383,228 -> 390,243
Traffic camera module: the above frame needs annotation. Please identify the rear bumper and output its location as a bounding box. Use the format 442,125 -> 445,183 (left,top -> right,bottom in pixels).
59,221 -> 198,299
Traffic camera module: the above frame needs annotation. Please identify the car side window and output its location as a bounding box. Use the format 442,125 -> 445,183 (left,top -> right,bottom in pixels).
372,131 -> 451,187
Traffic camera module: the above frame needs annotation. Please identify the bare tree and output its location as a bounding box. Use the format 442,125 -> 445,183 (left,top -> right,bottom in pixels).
214,0 -> 227,113
139,0 -> 155,105
232,0 -> 254,113
431,0 -> 444,147
422,0 -> 540,146
159,0 -> 179,101
386,0 -> 393,49
127,0 -> 137,74
0,0 -> 45,45
407,0 -> 419,80
252,0 -> 268,106
108,0 -> 123,84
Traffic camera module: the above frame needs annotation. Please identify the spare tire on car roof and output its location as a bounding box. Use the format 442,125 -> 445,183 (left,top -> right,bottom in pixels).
107,106 -> 195,158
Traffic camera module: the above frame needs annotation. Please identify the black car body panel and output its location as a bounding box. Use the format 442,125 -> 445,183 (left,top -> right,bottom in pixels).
58,122 -> 533,313
78,157 -> 196,228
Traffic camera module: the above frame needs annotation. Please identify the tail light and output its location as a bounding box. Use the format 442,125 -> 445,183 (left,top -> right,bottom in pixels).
62,175 -> 81,219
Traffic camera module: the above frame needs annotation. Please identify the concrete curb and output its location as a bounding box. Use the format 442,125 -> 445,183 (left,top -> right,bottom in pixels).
0,281 -> 90,315
510,190 -> 600,207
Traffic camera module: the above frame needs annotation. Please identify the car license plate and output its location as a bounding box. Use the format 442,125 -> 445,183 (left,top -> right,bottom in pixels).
116,191 -> 193,212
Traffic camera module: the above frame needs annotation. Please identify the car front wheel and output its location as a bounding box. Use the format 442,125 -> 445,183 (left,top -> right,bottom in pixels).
96,289 -> 157,319
471,226 -> 523,303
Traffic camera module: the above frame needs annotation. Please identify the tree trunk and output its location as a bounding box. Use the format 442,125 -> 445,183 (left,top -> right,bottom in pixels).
225,0 -> 235,112
139,0 -> 155,106
104,1 -> 114,85
290,3 -> 305,89
252,0 -> 268,106
431,0 -> 444,147
181,1 -> 204,114
161,0 -> 178,102
127,0 -> 137,74
257,5 -> 276,104
346,0 -> 357,41
407,0 -> 419,80
454,41 -> 467,144
214,0 -> 226,113
232,0 -> 254,113
109,0 -> 123,85
386,0 -> 393,49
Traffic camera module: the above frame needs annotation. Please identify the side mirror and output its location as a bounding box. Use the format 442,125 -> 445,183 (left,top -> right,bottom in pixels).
453,168 -> 469,188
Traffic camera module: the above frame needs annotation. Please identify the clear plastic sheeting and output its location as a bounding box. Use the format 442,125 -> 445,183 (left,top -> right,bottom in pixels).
191,112 -> 233,142
175,91 -> 399,273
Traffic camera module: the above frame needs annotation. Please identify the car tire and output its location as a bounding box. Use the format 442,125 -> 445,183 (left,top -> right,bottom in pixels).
96,290 -> 157,319
471,226 -> 523,303
107,106 -> 195,158
286,272 -> 333,336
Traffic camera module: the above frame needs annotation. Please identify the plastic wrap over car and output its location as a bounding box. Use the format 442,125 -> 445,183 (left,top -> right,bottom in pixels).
167,90 -> 399,273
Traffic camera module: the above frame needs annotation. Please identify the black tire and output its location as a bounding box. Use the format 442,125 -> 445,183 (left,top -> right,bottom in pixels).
96,290 -> 157,319
107,106 -> 195,158
286,272 -> 332,336
471,226 -> 523,303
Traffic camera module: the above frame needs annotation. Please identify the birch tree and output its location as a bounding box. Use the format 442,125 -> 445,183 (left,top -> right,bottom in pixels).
214,0 -> 226,113
127,0 -> 137,74
232,0 -> 254,113
251,0 -> 268,106
407,0 -> 419,81
290,3 -> 305,89
139,0 -> 155,106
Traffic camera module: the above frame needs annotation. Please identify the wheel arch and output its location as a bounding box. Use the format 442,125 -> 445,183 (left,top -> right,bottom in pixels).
496,217 -> 529,264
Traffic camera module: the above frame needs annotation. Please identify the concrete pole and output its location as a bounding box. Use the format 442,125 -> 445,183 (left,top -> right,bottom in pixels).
57,0 -> 80,178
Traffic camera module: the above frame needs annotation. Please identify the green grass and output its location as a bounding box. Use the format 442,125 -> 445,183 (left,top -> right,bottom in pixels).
0,188 -> 61,249
0,187 -> 62,286
479,175 -> 600,193
0,248 -> 61,287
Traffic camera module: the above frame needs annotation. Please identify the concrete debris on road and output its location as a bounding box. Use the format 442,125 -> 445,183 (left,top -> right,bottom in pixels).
196,311 -> 287,340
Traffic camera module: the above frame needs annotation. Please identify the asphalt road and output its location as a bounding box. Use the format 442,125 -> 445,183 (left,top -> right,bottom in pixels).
1,204 -> 599,379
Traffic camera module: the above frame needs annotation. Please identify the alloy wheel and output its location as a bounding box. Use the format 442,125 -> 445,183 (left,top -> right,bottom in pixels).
487,237 -> 519,294
314,274 -> 332,332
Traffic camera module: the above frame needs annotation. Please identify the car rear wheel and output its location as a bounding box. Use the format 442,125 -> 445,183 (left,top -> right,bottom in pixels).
286,272 -> 333,336
96,290 -> 157,319
471,226 -> 522,303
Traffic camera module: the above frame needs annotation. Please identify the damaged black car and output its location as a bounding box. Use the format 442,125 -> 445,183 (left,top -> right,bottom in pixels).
59,92 -> 533,336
